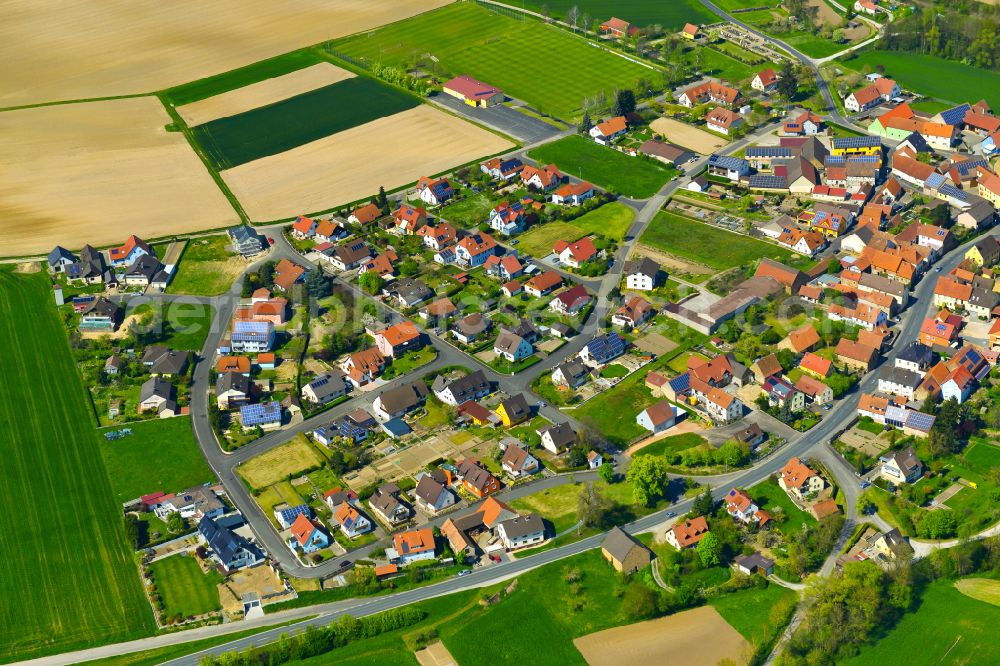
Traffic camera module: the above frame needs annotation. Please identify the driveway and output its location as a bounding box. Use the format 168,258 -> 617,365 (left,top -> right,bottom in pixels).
430,94 -> 564,145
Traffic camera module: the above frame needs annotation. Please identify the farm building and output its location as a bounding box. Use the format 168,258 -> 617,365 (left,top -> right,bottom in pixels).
442,75 -> 503,107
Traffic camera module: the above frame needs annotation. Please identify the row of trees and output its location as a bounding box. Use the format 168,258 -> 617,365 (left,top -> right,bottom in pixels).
881,5 -> 1000,71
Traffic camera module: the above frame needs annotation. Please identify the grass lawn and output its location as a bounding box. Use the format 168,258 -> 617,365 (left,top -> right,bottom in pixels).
149,554 -> 223,619
383,346 -> 436,379
166,235 -> 245,297
528,136 -> 676,197
574,367 -> 658,445
98,416 -> 214,503
751,479 -> 816,538
954,578 -> 1000,607
130,300 -> 215,351
439,191 -> 504,227
634,432 -> 707,457
192,77 -> 418,169
238,436 -> 325,491
841,51 -> 1000,110
331,3 -> 654,120
709,583 -> 796,642
843,579 -> 1000,666
419,398 -> 453,429
503,0 -> 715,29
701,47 -> 766,84
0,269 -> 154,661
600,364 -> 630,379
640,211 -> 808,271
511,483 -> 581,534
493,200 -> 635,258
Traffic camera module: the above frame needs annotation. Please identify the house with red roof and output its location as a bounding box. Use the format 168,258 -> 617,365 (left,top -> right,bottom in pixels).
678,80 -> 741,108
800,352 -> 833,378
442,75 -> 503,107
360,250 -> 398,279
549,284 -> 591,314
782,110 -> 823,136
551,181 -> 596,206
456,232 -> 497,267
375,321 -> 423,358
109,235 -> 153,267
845,77 -> 899,113
706,107 -> 744,135
273,258 -> 306,292
520,163 -> 564,191
484,254 -> 524,281
589,116 -> 628,144
287,513 -> 331,554
612,296 -> 653,330
391,204 -> 427,235
290,216 -> 317,239
751,68 -> 779,93
348,202 -> 382,225
554,236 -> 599,268
666,516 -> 710,549
778,457 -> 825,500
600,17 -> 639,39
489,200 -> 527,236
725,488 -> 771,525
417,223 -> 457,251
682,23 -> 700,39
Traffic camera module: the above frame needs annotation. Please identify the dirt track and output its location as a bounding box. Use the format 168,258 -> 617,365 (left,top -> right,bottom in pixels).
573,606 -> 748,666
0,0 -> 450,107
177,63 -> 356,126
0,97 -> 239,257
223,105 -> 514,221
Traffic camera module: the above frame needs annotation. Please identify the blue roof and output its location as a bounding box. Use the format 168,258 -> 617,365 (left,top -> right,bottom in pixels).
937,184 -> 970,203
668,372 -> 691,394
904,410 -> 936,432
586,331 -> 626,362
278,504 -> 311,524
48,246 -> 76,265
198,516 -> 260,568
708,154 -> 749,171
749,175 -> 787,190
938,103 -> 971,126
338,419 -> 369,442
234,321 -> 271,334
746,146 -> 793,158
240,401 -> 281,426
382,418 -> 411,438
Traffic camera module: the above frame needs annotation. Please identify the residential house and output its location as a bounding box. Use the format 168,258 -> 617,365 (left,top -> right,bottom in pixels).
455,232 -> 497,267
602,526 -> 653,573
538,422 -> 577,454
290,216 -> 317,239
417,223 -> 457,252
579,330 -> 626,366
623,257 -> 661,291
275,504 -> 311,530
600,17 -> 638,38
484,254 -> 524,281
588,116 -> 628,144
707,154 -> 750,182
966,236 -> 1000,267
795,375 -> 833,405
549,284 -> 591,315
521,163 -> 564,191
489,201 -> 527,236
359,251 -> 398,279
341,347 -> 386,387
391,204 -> 427,234
725,488 -> 771,526
369,484 -> 411,526
751,68 -> 779,93
879,447 -> 923,485
451,312 -> 491,344
301,372 -> 349,405
416,176 -> 454,206
494,330 -> 533,362
706,107 -> 743,135
375,321 -> 423,358
501,442 -> 539,478
919,314 -> 960,348
456,458 -> 500,497
109,234 -> 153,267
495,393 -> 530,427
496,514 -> 546,550
388,528 -> 436,565
66,244 -> 107,284
895,341 -> 935,373
550,181 -> 596,206
782,110 -> 823,136
844,78 -> 899,113
198,517 -> 263,572
47,246 -> 77,273
636,400 -> 683,433
231,320 -> 275,353
272,259 -> 306,292
781,324 -> 821,354
835,338 -> 877,372
612,296 -> 653,329
216,372 -> 252,409
372,381 -> 428,421
329,240 -> 372,271
323,488 -> 359,512
432,370 -> 490,406
333,502 -> 372,539
877,366 -> 922,400
414,473 -> 456,513
385,278 -> 433,308
679,81 -> 740,108
288,514 -> 330,554
752,353 -> 783,383
240,402 -> 282,430
524,271 -> 562,297
763,376 -> 805,411
80,297 -> 121,332
666,517 -> 710,550
138,377 -> 175,416
551,359 -> 589,388
754,258 -> 806,294
481,157 -> 524,181
778,457 -> 824,500
554,237 -> 599,268
228,225 -> 265,256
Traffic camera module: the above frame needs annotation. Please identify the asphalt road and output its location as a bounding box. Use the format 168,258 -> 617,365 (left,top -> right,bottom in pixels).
430,93 -> 566,145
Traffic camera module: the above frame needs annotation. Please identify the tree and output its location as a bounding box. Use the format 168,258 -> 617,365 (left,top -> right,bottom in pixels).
826,257 -> 842,274
377,186 -> 389,214
304,267 -> 330,299
598,461 -> 616,484
621,583 -> 658,620
626,455 -> 668,506
123,514 -> 140,549
578,109 -> 593,135
577,482 -> 611,528
696,532 -> 721,567
856,494 -> 875,515
359,271 -> 383,295
566,5 -> 580,31
580,12 -> 591,34
613,89 -> 636,117
776,61 -> 799,99
692,485 -> 714,516
166,511 -> 186,534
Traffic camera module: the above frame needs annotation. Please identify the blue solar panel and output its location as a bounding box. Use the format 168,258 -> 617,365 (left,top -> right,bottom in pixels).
241,401 -> 281,426
708,154 -> 749,170
905,410 -> 936,432
924,173 -> 946,189
845,155 -> 880,163
749,175 -> 787,189
938,184 -> 970,202
832,135 -> 881,149
939,103 -> 971,126
746,147 -> 793,158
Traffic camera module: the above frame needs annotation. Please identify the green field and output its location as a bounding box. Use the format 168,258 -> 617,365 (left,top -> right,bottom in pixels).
517,202 -> 635,255
709,583 -> 796,642
844,579 -> 1000,666
162,51 -> 324,107
633,432 -> 707,457
700,48 -> 768,84
752,479 -> 816,537
500,0 -> 716,29
192,77 -> 418,169
130,300 -> 215,351
98,416 -> 215,503
640,211 -> 806,271
149,554 -> 223,619
0,269 -> 154,661
842,51 -> 1000,110
529,136 -> 676,197
166,235 -> 244,297
331,3 -> 654,120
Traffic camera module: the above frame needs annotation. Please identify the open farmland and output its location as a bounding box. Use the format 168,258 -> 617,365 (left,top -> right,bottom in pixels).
640,211 -> 805,271
0,269 -> 154,661
193,77 -> 419,170
223,105 -> 513,221
842,51 -> 1000,110
528,136 -> 676,198
0,97 -> 239,257
332,3 -> 654,120
176,63 -> 356,126
0,0 -> 450,107
573,606 -> 747,666
499,0 -> 716,30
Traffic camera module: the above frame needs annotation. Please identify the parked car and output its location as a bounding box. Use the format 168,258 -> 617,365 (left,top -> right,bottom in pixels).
457,569 -> 472,577
859,481 -> 871,489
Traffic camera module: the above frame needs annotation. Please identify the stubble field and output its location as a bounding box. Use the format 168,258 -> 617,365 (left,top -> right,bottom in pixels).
222,104 -> 514,221
0,269 -> 154,661
176,62 -> 356,126
0,0 -> 451,107
0,97 -> 240,256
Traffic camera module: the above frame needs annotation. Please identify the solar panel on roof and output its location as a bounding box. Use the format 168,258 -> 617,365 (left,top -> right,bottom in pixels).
845,154 -> 880,163
924,173 -> 946,189
825,155 -> 846,165
939,104 -> 971,126
905,411 -> 935,431
832,135 -> 881,148
749,175 -> 787,189
746,146 -> 793,157
938,184 -> 970,202
709,154 -> 748,170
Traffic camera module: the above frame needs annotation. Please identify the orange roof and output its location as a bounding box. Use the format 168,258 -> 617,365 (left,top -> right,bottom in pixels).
377,321 -> 421,347
683,23 -> 699,35
934,276 -> 972,302
216,356 -> 251,374
780,457 -> 818,490
350,202 -> 381,224
794,374 -> 828,398
594,116 -> 627,136
670,517 -> 710,548
273,259 -> 306,291
787,324 -> 821,353
479,496 -> 514,528
335,502 -> 362,528
290,513 -> 320,546
392,528 -> 435,556
836,338 -> 876,364
256,352 -> 276,364
374,564 -> 398,577
811,498 -> 840,519
525,270 -> 562,292
858,392 -> 889,415
553,181 -> 595,198
291,216 -> 315,234
553,236 -> 598,263
755,68 -> 777,86
706,106 -> 742,129
706,386 -> 735,409
349,347 -> 385,372
726,488 -> 754,514
457,232 -> 496,255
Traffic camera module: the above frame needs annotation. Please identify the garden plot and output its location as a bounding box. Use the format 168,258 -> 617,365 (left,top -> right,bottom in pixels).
573,606 -> 747,666
0,97 -> 239,257
0,0 -> 450,107
650,117 -> 727,154
223,105 -> 513,221
176,63 -> 356,126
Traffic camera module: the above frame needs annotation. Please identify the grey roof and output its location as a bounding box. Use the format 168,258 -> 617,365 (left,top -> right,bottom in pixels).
897,131 -> 930,153
538,422 -> 576,449
389,277 -> 432,305
879,366 -> 922,389
333,239 -> 371,264
638,139 -> 691,162
601,525 -> 650,563
68,244 -> 105,279
198,516 -> 262,569
971,236 -> 999,257
624,257 -> 660,280
377,381 -> 428,414
960,198 -> 996,222
896,341 -> 934,366
452,312 -> 490,337
142,345 -> 170,364
140,376 -> 173,402
497,514 -> 544,539
733,422 -> 765,444
216,372 -> 251,396
82,297 -> 119,319
126,254 -> 162,280
499,318 -> 537,342
304,371 -> 348,400
370,488 -> 406,517
48,246 -> 77,266
415,475 -> 446,504
969,287 -> 999,309
150,350 -> 188,376
883,447 -> 922,477
858,272 -> 906,298
433,370 -> 489,403
735,552 -> 774,570
708,154 -> 750,171
494,330 -> 527,355
498,393 -> 530,421
554,359 -> 589,383
748,174 -> 787,190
